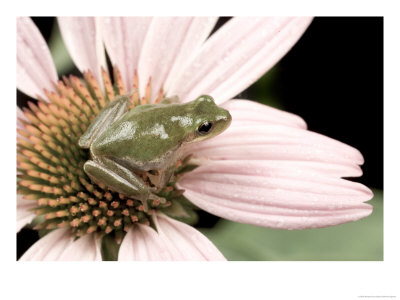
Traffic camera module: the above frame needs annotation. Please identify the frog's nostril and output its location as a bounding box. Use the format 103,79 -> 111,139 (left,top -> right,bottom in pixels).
221,110 -> 232,124
227,111 -> 232,122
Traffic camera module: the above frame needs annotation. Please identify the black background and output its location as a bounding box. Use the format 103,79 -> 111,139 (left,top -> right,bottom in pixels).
278,17 -> 383,190
17,17 -> 383,258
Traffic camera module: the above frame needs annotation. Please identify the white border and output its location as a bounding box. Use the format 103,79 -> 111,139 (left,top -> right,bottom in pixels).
2,1 -> 399,299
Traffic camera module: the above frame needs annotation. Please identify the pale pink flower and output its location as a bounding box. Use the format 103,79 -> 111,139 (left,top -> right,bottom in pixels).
17,16 -> 373,261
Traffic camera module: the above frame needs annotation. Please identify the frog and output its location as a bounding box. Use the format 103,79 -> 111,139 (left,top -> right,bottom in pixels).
78,94 -> 232,210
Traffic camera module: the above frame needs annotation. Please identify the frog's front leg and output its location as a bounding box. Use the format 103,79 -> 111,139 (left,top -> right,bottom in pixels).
83,157 -> 165,211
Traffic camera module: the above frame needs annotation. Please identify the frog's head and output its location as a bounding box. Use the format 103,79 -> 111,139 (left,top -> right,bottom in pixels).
188,95 -> 232,143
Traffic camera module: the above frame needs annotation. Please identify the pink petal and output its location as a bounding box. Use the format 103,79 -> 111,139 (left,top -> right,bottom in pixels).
180,163 -> 372,208
138,17 -> 217,102
58,17 -> 106,83
101,17 -> 152,90
162,17 -> 218,93
118,222 -> 174,260
155,214 -> 226,260
223,99 -> 307,129
20,228 -> 73,260
17,195 -> 36,232
190,159 -> 363,180
190,124 -> 364,166
20,228 -> 101,261
58,233 -> 101,261
178,164 -> 373,229
17,17 -> 58,99
168,17 -> 312,104
119,214 -> 226,261
181,187 -> 372,229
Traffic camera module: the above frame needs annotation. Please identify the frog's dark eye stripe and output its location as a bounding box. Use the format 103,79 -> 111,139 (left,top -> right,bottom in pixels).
197,122 -> 213,135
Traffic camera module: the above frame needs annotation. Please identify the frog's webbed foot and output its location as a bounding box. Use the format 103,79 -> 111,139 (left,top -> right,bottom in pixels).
148,192 -> 167,204
147,173 -> 162,191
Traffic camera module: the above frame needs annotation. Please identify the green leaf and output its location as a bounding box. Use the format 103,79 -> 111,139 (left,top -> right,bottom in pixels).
245,64 -> 283,108
48,21 -> 75,76
200,189 -> 383,261
160,196 -> 199,225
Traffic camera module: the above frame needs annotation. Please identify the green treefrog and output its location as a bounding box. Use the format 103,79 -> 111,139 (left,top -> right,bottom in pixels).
78,95 -> 231,210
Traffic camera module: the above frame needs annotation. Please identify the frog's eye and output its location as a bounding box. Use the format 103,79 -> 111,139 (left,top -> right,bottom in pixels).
197,121 -> 213,135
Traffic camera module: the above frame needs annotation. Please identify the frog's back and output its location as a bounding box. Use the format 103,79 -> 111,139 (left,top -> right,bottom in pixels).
91,103 -> 191,170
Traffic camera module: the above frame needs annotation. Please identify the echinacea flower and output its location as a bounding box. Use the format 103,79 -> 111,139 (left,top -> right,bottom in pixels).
17,16 -> 373,261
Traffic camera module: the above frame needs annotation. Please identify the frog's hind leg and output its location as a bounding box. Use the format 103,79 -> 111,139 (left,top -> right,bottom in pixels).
83,158 -> 165,211
78,95 -> 131,149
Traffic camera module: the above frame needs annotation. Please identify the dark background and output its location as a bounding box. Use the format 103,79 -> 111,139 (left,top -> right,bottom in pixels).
278,17 -> 383,190
17,17 -> 383,258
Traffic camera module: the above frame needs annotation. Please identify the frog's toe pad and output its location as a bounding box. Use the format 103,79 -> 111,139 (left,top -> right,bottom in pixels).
149,193 -> 167,204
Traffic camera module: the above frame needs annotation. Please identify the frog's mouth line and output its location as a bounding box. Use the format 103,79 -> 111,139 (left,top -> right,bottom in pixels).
17,66 -> 200,242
